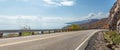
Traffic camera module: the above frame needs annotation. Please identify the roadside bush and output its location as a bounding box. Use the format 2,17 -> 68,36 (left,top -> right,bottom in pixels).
113,36 -> 120,44
104,33 -> 111,43
68,24 -> 81,30
104,31 -> 120,45
4,34 -> 18,38
22,32 -> 32,36
22,32 -> 39,36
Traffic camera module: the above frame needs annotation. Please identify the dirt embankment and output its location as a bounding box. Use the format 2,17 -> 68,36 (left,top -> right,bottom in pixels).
85,32 -> 111,50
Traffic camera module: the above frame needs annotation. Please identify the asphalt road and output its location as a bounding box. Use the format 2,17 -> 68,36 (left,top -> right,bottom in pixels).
0,30 -> 101,50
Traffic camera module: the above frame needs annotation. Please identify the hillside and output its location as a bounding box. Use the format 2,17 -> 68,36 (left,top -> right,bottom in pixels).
64,18 -> 109,29
66,19 -> 99,25
80,18 -> 109,29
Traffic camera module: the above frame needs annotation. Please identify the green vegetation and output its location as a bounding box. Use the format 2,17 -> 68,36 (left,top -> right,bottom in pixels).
68,24 -> 81,30
104,31 -> 120,44
4,32 -> 39,38
22,32 -> 39,36
22,32 -> 33,36
4,34 -> 18,38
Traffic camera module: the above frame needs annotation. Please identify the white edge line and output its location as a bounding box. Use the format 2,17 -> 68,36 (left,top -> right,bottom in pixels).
75,30 -> 100,50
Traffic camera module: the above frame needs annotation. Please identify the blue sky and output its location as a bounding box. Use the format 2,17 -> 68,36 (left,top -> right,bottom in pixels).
0,0 -> 116,30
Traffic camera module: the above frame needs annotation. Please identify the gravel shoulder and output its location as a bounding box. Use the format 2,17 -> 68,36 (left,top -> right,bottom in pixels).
85,32 -> 111,50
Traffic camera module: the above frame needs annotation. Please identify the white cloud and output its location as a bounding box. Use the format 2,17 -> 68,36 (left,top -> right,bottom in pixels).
0,12 -> 108,29
86,12 -> 109,19
60,0 -> 74,6
0,0 -> 75,7
0,15 -> 83,29
43,0 -> 56,4
43,0 -> 75,6
0,15 -> 41,29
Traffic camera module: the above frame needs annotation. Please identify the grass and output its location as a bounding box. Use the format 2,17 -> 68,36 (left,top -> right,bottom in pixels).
104,31 -> 120,45
22,32 -> 33,36
4,32 -> 40,38
4,33 -> 18,38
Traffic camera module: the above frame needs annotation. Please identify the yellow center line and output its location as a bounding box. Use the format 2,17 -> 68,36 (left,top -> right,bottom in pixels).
0,34 -> 66,47
0,31 -> 83,47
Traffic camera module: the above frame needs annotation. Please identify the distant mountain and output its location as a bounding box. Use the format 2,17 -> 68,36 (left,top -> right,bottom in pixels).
63,18 -> 109,29
80,18 -> 109,29
66,19 -> 100,25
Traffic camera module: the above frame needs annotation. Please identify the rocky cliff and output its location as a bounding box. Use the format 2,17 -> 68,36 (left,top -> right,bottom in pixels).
109,0 -> 120,32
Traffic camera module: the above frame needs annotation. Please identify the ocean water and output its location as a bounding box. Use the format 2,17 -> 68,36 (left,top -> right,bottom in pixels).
0,23 -> 69,30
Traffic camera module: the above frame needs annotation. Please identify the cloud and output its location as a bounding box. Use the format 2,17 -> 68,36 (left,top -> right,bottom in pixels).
0,0 -> 75,7
0,15 -> 41,29
43,0 -> 57,5
0,12 -> 108,29
43,0 -> 75,6
60,0 -> 75,6
86,12 -> 109,19
0,15 -> 83,29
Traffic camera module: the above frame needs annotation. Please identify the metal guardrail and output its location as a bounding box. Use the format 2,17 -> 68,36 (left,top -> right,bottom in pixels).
0,29 -> 80,38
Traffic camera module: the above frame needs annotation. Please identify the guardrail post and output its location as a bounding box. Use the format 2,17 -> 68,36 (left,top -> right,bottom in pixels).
57,30 -> 60,32
54,30 -> 57,32
64,29 -> 66,32
0,32 -> 3,38
59,30 -> 60,32
67,29 -> 69,32
54,30 -> 56,33
62,30 -> 64,32
19,32 -> 22,36
41,31 -> 44,34
48,30 -> 51,34
32,32 -> 35,35
65,29 -> 67,32
60,30 -> 62,32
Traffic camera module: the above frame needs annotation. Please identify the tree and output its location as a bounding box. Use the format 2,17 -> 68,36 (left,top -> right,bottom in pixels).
68,24 -> 81,30
22,25 -> 31,30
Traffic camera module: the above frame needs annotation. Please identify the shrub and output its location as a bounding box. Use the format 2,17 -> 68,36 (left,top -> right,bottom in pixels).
104,31 -> 120,45
22,32 -> 32,36
4,34 -> 18,38
113,36 -> 120,44
68,24 -> 81,30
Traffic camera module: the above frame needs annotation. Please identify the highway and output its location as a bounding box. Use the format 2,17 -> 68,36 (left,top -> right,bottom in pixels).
0,30 -> 101,50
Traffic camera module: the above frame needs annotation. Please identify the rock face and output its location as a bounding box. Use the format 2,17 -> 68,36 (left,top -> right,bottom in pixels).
109,0 -> 120,32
